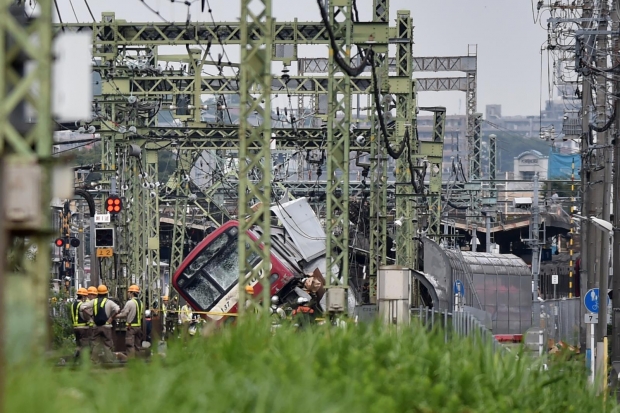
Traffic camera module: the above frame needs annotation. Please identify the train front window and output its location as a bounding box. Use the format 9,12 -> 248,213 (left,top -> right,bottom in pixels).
203,241 -> 240,290
184,276 -> 221,309
179,227 -> 261,310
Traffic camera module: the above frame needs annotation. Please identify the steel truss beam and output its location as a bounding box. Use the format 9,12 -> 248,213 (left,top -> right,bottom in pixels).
116,152 -> 142,299
324,0 -> 353,313
99,72 -> 463,98
169,152 -> 193,276
1,0 -> 53,362
97,126 -> 372,151
55,12 -> 393,47
296,51 -> 478,178
144,148 -> 160,307
469,113 -> 482,180
129,155 -> 145,291
237,0 -> 272,314
423,108 -> 446,242
394,11 -> 416,271
368,0 -> 390,305
299,55 -> 476,74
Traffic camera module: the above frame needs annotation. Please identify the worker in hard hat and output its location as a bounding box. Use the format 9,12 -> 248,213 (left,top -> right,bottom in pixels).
90,285 -> 120,353
82,286 -> 99,349
87,286 -> 98,301
71,288 -> 91,359
114,284 -> 143,357
244,285 -> 260,314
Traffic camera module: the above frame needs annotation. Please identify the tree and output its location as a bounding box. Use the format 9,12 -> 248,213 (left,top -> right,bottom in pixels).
485,132 -> 551,172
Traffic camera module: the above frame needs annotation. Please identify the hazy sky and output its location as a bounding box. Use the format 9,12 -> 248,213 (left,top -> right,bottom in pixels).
54,0 -> 550,117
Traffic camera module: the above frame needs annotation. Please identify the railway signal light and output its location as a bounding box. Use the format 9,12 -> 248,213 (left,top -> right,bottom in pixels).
54,237 -> 81,248
105,195 -> 122,214
95,228 -> 114,248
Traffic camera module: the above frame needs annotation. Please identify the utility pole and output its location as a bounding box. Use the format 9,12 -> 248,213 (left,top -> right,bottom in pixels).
531,173 -> 541,301
595,1 -> 610,352
580,0 -> 594,356
610,0 -> 620,391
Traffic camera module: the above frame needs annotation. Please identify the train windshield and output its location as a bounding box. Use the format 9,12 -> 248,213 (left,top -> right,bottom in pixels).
177,226 -> 260,310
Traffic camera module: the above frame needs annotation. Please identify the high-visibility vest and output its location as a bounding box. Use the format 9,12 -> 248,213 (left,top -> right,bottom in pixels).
71,301 -> 87,327
93,297 -> 109,326
128,298 -> 143,327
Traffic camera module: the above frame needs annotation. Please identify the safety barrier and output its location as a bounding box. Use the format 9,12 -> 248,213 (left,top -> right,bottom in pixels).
411,307 -> 506,353
150,308 -> 239,317
532,297 -> 581,348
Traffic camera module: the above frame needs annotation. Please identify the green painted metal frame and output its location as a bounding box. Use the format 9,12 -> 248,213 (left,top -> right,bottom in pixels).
169,152 -> 193,278
368,0 -> 390,304
425,108 -> 446,242
237,0 -> 272,314
55,13 -> 390,47
96,126 -> 372,151
394,10 -> 416,268
0,0 -> 53,361
144,148 -> 160,307
129,155 -> 144,289
324,0 -> 353,312
469,113 -> 482,180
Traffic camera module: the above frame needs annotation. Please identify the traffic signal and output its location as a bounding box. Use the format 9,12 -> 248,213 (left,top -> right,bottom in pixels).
95,228 -> 114,247
105,195 -> 122,214
54,237 -> 81,248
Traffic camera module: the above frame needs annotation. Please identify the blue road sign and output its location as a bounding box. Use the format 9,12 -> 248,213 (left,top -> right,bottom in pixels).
584,288 -> 610,313
454,280 -> 465,296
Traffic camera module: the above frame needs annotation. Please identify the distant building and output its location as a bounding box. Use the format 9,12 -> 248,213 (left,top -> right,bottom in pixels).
416,100 -> 569,176
513,150 -> 548,181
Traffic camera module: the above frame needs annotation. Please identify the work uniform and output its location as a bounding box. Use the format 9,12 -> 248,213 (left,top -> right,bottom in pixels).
117,297 -> 143,356
90,296 -> 120,352
82,296 -> 97,348
165,301 -> 177,339
71,300 -> 90,352
179,304 -> 193,339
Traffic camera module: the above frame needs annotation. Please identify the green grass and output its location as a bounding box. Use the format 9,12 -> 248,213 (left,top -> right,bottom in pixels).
6,321 -> 619,413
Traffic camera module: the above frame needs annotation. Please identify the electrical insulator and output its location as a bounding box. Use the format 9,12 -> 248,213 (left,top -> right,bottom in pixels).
105,195 -> 123,214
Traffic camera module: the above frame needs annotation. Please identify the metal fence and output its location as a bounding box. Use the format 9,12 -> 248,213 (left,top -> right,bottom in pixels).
532,298 -> 581,347
411,307 -> 505,353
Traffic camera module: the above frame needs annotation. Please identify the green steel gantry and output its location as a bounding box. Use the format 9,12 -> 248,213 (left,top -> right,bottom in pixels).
1,0 -> 53,365
368,0 -> 389,304
51,0 -> 476,314
237,0 -> 273,313
394,10 -> 416,271
324,0 -> 353,312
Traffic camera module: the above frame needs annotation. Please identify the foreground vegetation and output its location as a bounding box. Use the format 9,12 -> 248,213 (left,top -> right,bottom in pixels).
6,321 -> 618,413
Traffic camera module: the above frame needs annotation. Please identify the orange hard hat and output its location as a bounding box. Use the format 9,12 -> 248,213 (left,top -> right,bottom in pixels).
97,285 -> 109,295
245,285 -> 254,295
87,286 -> 98,295
77,287 -> 88,296
128,284 -> 140,293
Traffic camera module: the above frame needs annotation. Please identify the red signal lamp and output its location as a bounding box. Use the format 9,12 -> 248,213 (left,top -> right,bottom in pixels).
105,195 -> 123,214
54,238 -> 64,247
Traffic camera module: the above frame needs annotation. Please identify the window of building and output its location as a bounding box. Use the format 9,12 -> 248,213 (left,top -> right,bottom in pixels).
521,171 -> 536,181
